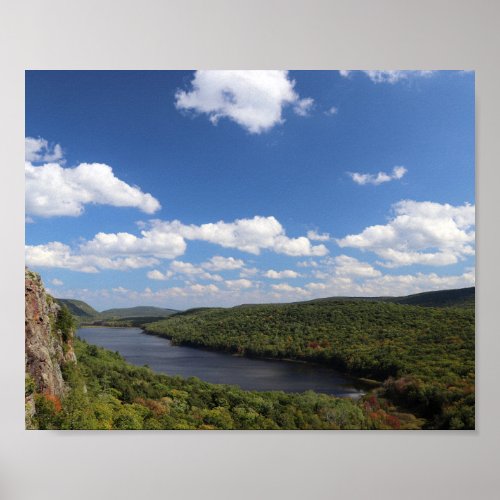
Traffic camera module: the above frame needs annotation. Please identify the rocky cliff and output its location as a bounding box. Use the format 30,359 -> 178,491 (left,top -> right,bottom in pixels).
25,268 -> 76,428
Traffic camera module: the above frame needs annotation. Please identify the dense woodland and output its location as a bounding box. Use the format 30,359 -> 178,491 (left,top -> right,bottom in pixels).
31,287 -> 474,430
145,298 -> 475,429
30,336 -> 421,430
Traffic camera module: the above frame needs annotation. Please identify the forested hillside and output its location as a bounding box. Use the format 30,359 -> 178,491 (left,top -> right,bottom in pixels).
390,287 -> 475,308
56,298 -> 99,319
146,299 -> 475,429
302,287 -> 475,309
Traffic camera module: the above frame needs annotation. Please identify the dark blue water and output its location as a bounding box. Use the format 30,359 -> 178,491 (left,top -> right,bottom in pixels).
77,327 -> 367,398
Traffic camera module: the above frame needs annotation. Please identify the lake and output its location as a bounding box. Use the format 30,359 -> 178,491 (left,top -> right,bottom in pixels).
77,326 -> 368,398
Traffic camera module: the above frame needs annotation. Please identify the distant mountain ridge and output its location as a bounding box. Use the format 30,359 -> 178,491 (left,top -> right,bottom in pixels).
99,306 -> 179,319
55,299 -> 179,321
389,287 -> 474,308
56,299 -> 100,318
300,287 -> 475,309
57,287 -> 475,323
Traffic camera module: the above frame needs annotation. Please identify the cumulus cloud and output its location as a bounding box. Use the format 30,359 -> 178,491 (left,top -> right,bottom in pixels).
340,70 -> 434,84
148,256 -> 245,282
264,269 -> 300,279
306,256 -> 381,280
337,200 -> 475,267
225,279 -> 253,290
50,278 -> 64,286
201,256 -> 245,271
169,260 -> 223,282
26,162 -> 161,217
325,106 -> 338,116
305,268 -> 474,298
297,260 -> 319,268
270,283 -> 309,296
305,282 -> 328,291
239,267 -> 259,278
307,230 -> 330,241
26,215 -> 328,275
81,228 -> 186,260
293,97 -> 314,116
147,269 -> 173,281
189,284 -> 220,294
331,255 -> 382,278
349,166 -> 407,186
175,70 -> 314,133
25,241 -> 159,273
25,137 -> 64,163
150,216 -> 328,256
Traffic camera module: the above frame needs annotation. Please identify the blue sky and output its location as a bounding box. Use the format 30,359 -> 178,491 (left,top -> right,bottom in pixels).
25,70 -> 475,310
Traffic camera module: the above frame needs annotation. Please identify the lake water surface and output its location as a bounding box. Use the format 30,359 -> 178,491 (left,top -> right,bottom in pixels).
77,326 -> 367,398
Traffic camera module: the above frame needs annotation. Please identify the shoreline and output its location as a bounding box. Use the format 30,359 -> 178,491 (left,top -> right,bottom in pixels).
140,326 -> 381,390
77,325 -> 377,397
77,325 -> 382,390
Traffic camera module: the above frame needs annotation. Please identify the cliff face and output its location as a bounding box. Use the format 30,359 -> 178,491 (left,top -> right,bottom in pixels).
25,268 -> 76,428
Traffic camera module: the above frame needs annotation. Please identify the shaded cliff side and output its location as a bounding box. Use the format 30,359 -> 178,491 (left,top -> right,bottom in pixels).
25,268 -> 76,429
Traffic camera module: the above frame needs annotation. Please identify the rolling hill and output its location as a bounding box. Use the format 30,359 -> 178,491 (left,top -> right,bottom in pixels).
55,299 -> 99,319
55,299 -> 178,323
99,306 -> 178,319
145,286 -> 475,429
300,286 -> 475,309
389,287 -> 475,308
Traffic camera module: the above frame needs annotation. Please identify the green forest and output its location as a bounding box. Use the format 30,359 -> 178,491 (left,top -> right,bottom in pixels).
29,337 -> 422,430
145,299 -> 475,429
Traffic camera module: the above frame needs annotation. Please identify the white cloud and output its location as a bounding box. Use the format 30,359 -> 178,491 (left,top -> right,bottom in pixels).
147,269 -> 173,281
225,279 -> 253,290
26,215 -> 328,275
189,284 -> 220,294
325,106 -> 338,116
270,283 -> 309,296
331,255 -> 382,278
175,70 -> 314,134
307,230 -> 330,241
306,269 -> 474,298
297,260 -> 318,268
306,256 -> 381,280
25,137 -> 64,163
50,278 -> 64,286
293,97 -> 314,116
239,267 -> 259,278
340,70 -> 434,84
349,166 -> 407,186
151,216 -> 328,256
264,269 -> 300,279
25,242 -> 159,273
81,228 -> 186,260
169,260 -> 223,281
201,255 -> 245,271
337,200 -> 475,267
305,282 -> 328,291
26,162 -> 161,217
311,270 -> 329,280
